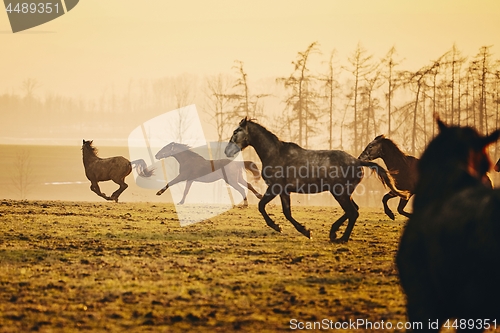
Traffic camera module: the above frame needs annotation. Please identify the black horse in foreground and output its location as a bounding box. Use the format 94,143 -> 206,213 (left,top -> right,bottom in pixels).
82,140 -> 154,202
225,118 -> 409,243
396,118 -> 500,332
155,142 -> 262,206
359,135 -> 418,219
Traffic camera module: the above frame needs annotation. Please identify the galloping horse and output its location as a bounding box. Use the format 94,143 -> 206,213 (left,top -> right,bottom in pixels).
225,118 -> 409,243
82,140 -> 154,202
155,142 -> 262,206
359,135 -> 418,219
397,118 -> 500,331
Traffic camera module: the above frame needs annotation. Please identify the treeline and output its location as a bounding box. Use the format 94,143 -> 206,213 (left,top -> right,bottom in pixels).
1,43 -> 499,162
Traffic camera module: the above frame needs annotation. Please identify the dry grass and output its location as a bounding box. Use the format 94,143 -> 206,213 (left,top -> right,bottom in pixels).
0,200 -> 412,332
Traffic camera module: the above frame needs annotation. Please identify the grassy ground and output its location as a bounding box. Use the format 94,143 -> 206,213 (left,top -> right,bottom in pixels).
0,200 -> 421,332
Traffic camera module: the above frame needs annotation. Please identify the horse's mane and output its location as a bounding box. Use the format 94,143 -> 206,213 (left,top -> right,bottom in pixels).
246,119 -> 283,147
82,141 -> 98,157
171,142 -> 192,150
378,135 -> 410,162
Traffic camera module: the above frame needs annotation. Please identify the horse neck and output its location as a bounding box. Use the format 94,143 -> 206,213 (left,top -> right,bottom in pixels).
171,149 -> 206,165
82,147 -> 99,165
380,140 -> 407,169
247,123 -> 281,164
413,165 -> 479,214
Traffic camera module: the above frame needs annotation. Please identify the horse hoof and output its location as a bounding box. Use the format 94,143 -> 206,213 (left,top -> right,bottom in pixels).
329,232 -> 338,242
270,224 -> 282,233
332,238 -> 348,244
303,229 -> 312,240
385,211 -> 395,220
156,191 -> 163,196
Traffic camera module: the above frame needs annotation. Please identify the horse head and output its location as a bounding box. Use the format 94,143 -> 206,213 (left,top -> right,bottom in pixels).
225,117 -> 251,157
82,139 -> 93,147
358,135 -> 385,161
82,139 -> 97,156
434,117 -> 499,181
155,142 -> 190,160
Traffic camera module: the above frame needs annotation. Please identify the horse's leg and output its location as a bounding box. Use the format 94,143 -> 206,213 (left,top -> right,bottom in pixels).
110,179 -> 128,202
177,180 -> 193,205
382,192 -> 397,220
156,175 -> 184,196
280,193 -> 311,239
156,183 -> 169,196
330,194 -> 359,243
397,198 -> 412,218
258,188 -> 281,233
237,177 -> 263,200
227,179 -> 248,207
90,181 -> 111,200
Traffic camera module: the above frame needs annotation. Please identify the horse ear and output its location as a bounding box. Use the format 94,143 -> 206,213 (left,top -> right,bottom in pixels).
83,139 -> 85,144
436,116 -> 448,132
374,134 -> 385,140
481,129 -> 500,148
240,118 -> 248,126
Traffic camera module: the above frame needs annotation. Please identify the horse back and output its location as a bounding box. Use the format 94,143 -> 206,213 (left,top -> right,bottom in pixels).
85,156 -> 132,181
262,145 -> 363,190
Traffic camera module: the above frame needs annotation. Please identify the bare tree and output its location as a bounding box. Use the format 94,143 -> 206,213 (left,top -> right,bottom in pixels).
277,42 -> 320,147
11,148 -> 35,200
171,74 -> 197,143
381,47 -> 403,136
345,43 -> 375,153
401,61 -> 438,155
360,66 -> 383,145
230,60 -> 269,120
319,49 -> 340,149
21,78 -> 40,100
473,46 -> 494,133
204,74 -> 235,141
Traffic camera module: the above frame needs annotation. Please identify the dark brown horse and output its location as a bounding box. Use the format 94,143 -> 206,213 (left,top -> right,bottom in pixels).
359,135 -> 418,219
155,142 -> 262,206
225,118 -> 409,243
396,118 -> 500,332
82,140 -> 154,202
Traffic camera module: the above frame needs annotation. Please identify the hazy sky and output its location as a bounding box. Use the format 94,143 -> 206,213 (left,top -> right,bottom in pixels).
1,0 -> 499,98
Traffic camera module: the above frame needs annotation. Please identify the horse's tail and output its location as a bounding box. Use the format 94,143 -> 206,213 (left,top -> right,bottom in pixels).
244,161 -> 261,181
130,159 -> 155,178
358,160 -> 410,200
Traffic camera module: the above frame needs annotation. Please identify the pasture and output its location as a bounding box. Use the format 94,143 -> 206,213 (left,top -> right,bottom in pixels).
0,200 -> 411,332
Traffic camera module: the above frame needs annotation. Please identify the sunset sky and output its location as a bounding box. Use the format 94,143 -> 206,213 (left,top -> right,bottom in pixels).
1,0 -> 499,98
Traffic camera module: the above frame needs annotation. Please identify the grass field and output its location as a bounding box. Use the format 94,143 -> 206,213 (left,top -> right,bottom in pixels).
0,199 -> 417,333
